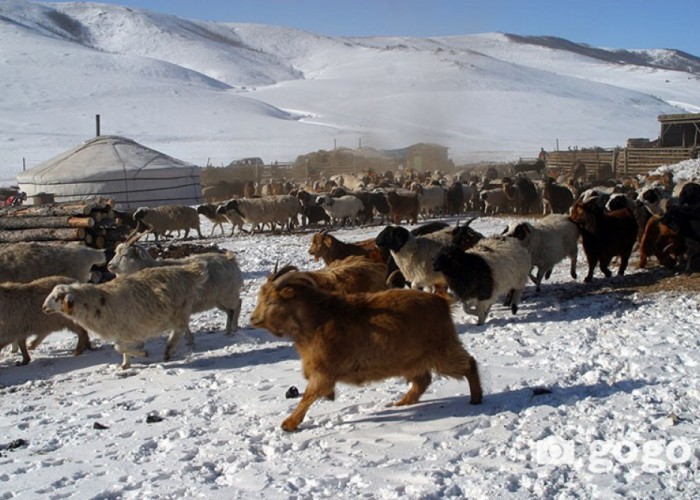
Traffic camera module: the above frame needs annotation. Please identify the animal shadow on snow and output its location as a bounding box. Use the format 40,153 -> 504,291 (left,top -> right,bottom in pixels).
349,379 -> 649,425
489,278 -> 655,326
0,328 -> 295,388
167,327 -> 298,371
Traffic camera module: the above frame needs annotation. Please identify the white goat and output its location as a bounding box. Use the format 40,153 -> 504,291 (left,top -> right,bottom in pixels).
480,188 -> 510,214
107,243 -> 243,334
316,195 -> 364,227
0,242 -> 106,283
433,237 -> 531,325
411,183 -> 446,218
375,225 -> 448,291
133,205 -> 203,241
505,214 -> 580,291
42,262 -> 207,369
217,195 -> 300,234
1,276 -> 90,365
197,203 -> 244,236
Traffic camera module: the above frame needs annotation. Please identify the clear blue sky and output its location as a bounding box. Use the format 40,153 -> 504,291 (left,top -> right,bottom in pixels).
44,0 -> 700,56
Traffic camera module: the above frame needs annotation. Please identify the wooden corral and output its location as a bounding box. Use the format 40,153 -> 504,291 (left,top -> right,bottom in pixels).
545,147 -> 693,179
545,113 -> 699,179
658,113 -> 700,148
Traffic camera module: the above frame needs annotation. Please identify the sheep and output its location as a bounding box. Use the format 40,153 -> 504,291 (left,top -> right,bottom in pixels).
368,189 -> 391,224
249,272 -> 482,431
446,181 -> 465,215
42,261 -> 207,369
508,176 -> 540,214
542,178 -> 574,215
197,203 -> 243,237
0,242 -> 106,284
411,183 -> 446,218
217,195 -> 300,234
0,276 -> 90,366
504,214 -> 580,291
432,238 -> 531,325
421,219 -> 484,250
296,190 -> 330,227
569,198 -> 638,282
133,205 -> 203,241
480,188 -> 510,214
386,189 -> 419,224
659,203 -> 700,272
638,215 -> 685,269
315,194 -> 364,227
259,256 -> 388,298
375,225 -> 449,292
308,230 -> 382,265
107,241 -> 243,334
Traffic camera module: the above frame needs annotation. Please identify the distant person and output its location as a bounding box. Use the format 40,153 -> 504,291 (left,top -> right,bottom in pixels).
538,147 -> 548,161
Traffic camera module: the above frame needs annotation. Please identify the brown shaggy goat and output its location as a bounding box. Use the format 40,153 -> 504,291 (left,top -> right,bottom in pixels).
386,190 -> 419,224
308,230 -> 383,265
638,215 -> 686,269
261,256 -> 388,297
569,199 -> 638,282
250,272 -> 482,431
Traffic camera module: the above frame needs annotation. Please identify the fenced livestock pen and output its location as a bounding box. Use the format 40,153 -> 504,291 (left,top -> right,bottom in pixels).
544,147 -> 694,179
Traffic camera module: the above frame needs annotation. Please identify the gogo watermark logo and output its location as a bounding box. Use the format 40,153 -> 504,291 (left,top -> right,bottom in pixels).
534,436 -> 693,473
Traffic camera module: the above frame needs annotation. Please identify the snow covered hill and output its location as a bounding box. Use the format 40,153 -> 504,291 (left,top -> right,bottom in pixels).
1,1 -> 699,185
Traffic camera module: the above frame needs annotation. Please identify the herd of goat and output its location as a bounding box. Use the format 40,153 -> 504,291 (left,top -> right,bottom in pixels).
1,170 -> 699,430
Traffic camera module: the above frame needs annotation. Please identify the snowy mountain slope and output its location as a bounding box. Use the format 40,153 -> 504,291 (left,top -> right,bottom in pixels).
0,1 -> 699,185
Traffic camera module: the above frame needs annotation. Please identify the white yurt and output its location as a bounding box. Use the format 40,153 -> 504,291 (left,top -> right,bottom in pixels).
16,135 -> 202,209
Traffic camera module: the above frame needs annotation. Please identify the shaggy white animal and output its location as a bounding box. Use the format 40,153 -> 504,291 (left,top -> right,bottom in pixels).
433,237 -> 531,325
133,205 -> 203,241
505,214 -> 580,291
0,242 -> 106,283
375,225 -> 448,291
43,262 -> 207,369
107,245 -> 243,334
0,276 -> 90,366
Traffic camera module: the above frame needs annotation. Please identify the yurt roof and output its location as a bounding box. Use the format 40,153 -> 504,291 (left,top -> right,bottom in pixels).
16,135 -> 202,209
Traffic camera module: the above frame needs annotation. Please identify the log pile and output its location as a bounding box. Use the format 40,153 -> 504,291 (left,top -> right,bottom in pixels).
0,198 -> 131,250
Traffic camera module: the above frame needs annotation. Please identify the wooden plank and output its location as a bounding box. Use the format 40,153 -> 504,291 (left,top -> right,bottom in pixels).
0,216 -> 95,230
0,227 -> 87,243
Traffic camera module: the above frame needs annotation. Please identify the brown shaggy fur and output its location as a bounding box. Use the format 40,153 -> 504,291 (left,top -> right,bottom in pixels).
308,231 -> 383,265
250,277 -> 482,431
386,190 -> 419,224
570,200 -> 638,282
258,256 -> 387,301
638,215 -> 686,269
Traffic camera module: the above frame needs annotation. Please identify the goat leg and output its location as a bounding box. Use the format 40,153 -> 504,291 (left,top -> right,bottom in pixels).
394,372 -> 431,406
282,376 -> 335,432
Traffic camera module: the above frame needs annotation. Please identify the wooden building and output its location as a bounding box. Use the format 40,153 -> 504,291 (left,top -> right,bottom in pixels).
404,143 -> 451,171
658,113 -> 700,148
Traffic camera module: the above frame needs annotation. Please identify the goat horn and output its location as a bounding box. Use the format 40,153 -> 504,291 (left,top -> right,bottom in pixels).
273,258 -> 279,275
273,270 -> 319,290
271,264 -> 299,281
466,216 -> 478,226
123,226 -> 149,246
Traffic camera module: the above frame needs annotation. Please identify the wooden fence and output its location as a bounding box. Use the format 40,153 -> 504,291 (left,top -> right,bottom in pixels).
545,147 -> 692,178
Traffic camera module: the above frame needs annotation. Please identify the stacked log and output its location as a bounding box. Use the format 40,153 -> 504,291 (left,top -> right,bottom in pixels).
0,198 -> 131,250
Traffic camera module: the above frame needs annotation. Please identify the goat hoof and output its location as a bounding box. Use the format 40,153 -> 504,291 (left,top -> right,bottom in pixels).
281,418 -> 299,432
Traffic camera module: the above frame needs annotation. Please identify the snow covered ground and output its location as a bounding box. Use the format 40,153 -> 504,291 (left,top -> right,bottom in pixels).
1,208 -> 699,498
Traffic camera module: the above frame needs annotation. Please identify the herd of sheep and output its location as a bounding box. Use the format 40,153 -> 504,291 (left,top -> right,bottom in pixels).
1,168 -> 699,430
